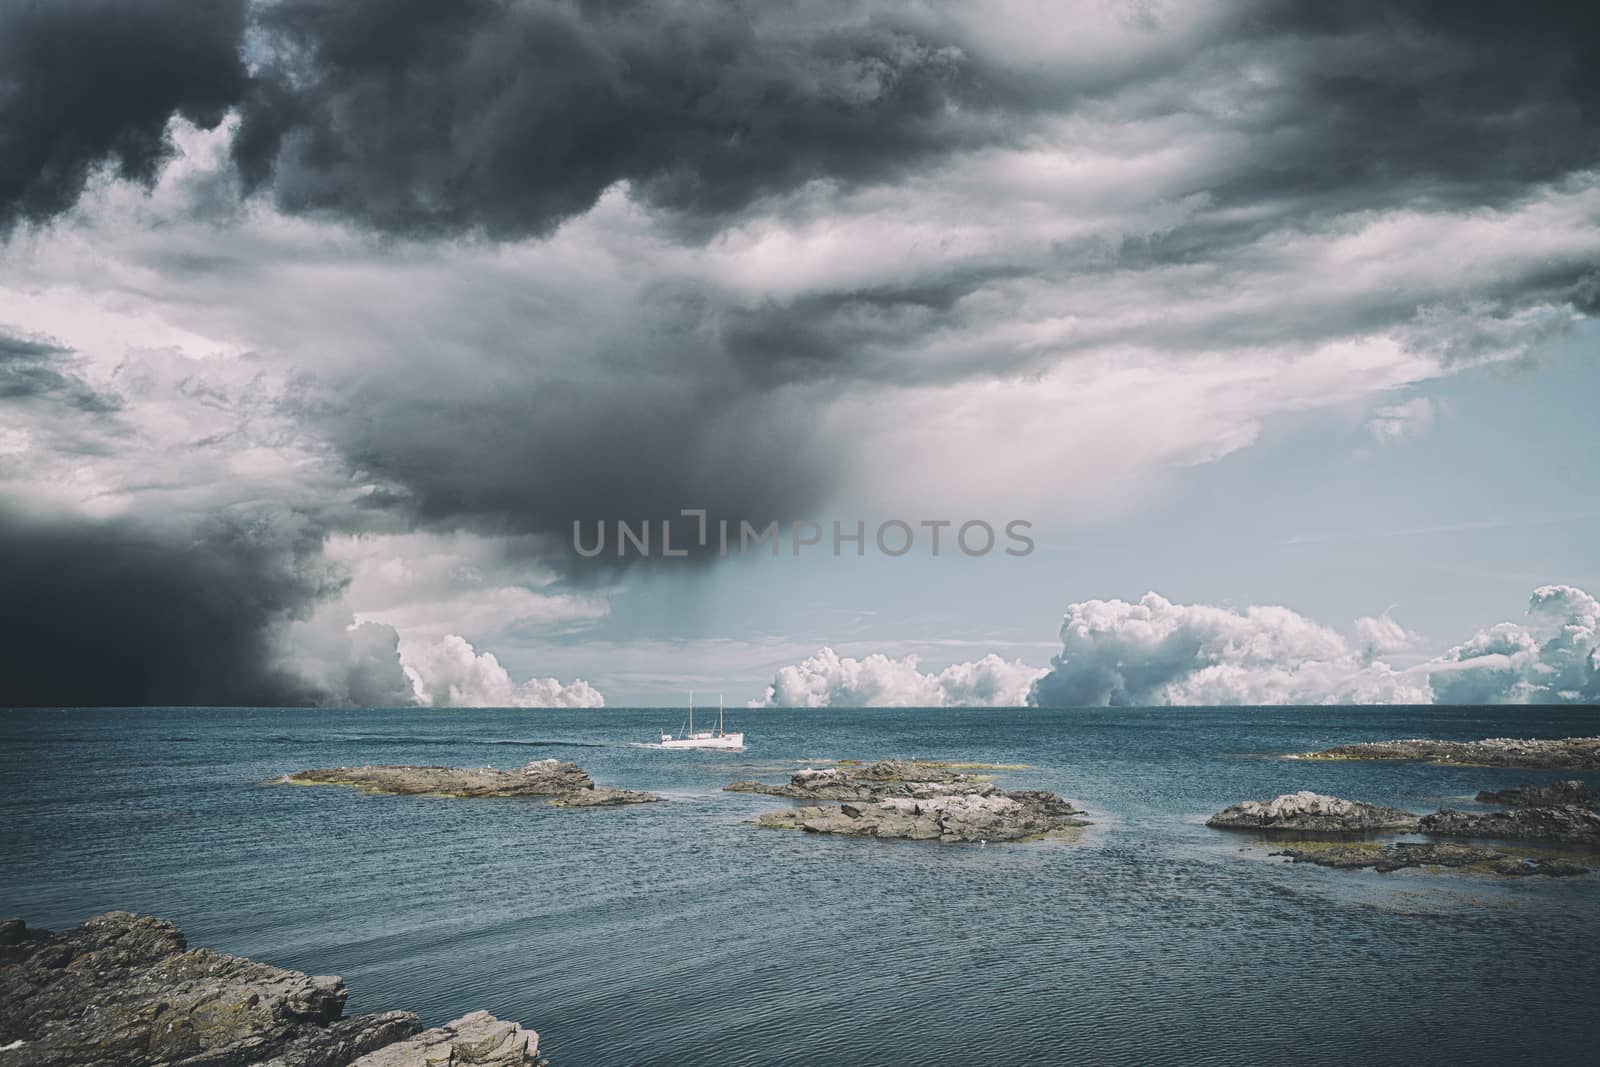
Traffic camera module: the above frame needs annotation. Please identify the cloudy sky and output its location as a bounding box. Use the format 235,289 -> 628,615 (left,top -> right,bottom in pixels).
1,0 -> 1596,709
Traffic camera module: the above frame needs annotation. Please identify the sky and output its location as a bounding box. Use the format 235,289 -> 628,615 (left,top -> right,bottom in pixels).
0,0 -> 1596,709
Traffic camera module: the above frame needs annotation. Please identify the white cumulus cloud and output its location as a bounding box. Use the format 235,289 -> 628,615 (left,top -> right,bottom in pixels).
1353,611 -> 1419,659
750,584 -> 1600,708
1427,585 -> 1600,704
401,634 -> 605,708
1028,592 -> 1432,706
759,647 -> 1044,707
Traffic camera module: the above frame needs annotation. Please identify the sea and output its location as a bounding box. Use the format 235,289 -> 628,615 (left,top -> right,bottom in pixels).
3,705 -> 1598,1067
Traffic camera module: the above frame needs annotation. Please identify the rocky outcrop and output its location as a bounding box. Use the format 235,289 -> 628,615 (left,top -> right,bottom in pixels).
734,760 -> 1088,843
547,786 -> 662,807
1209,785 -> 1600,845
350,1011 -> 540,1066
1269,842 -> 1590,877
1206,791 -> 1420,832
753,793 -> 1085,842
0,912 -> 544,1066
1297,736 -> 1600,770
727,759 -> 994,801
285,759 -> 661,806
1419,805 -> 1600,846
1476,780 -> 1600,808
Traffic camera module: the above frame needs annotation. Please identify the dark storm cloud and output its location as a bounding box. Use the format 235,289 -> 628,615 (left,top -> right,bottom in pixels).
3,1 -> 1598,240
1209,1 -> 1600,214
261,0 -> 1600,569
315,319 -> 846,569
285,264 -> 1021,572
0,330 -> 119,414
718,273 -> 1017,387
0,506 -> 409,707
231,0 -> 1012,238
0,0 -> 248,232
203,0 -> 1600,238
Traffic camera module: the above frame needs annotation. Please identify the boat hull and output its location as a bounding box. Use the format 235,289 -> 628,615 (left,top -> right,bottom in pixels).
658,733 -> 745,751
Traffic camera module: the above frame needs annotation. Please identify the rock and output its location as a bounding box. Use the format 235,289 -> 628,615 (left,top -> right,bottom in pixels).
1476,780 -> 1600,808
0,913 -> 544,1067
0,920 -> 48,950
1206,791 -> 1420,832
1269,842 -> 1590,877
1419,805 -> 1600,846
845,759 -> 968,782
754,796 -> 1059,842
739,760 -> 1088,843
285,759 -> 661,806
1297,736 -> 1600,770
725,760 -> 996,802
351,1010 -> 540,1066
1003,789 -> 1085,819
548,786 -> 660,808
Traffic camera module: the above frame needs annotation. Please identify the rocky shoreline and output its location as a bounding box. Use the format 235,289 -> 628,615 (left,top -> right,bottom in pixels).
1269,842 -> 1590,877
284,759 -> 661,807
729,760 -> 1089,842
1476,780 -> 1600,808
1296,736 -> 1600,769
1210,780 -> 1599,876
0,912 -> 543,1066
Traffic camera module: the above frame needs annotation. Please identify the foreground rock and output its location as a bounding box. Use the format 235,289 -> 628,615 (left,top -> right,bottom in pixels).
1476,780 -> 1600,808
0,912 -> 543,1066
1297,736 -> 1600,770
1207,791 -> 1420,832
1269,842 -> 1590,877
286,759 -> 660,806
733,760 -> 1088,843
1419,805 -> 1600,846
351,1011 -> 540,1067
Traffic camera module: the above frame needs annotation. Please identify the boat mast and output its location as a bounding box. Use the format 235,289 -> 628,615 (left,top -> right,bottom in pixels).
689,691 -> 694,737
719,694 -> 724,737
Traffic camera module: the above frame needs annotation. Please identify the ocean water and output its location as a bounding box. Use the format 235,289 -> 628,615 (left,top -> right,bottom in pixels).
3,705 -> 1598,1067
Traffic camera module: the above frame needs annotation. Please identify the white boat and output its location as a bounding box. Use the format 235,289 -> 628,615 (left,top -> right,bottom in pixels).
658,692 -> 744,751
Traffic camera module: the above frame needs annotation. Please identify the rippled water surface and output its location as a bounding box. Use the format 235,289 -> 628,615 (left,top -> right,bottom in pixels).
3,706 -> 1599,1066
